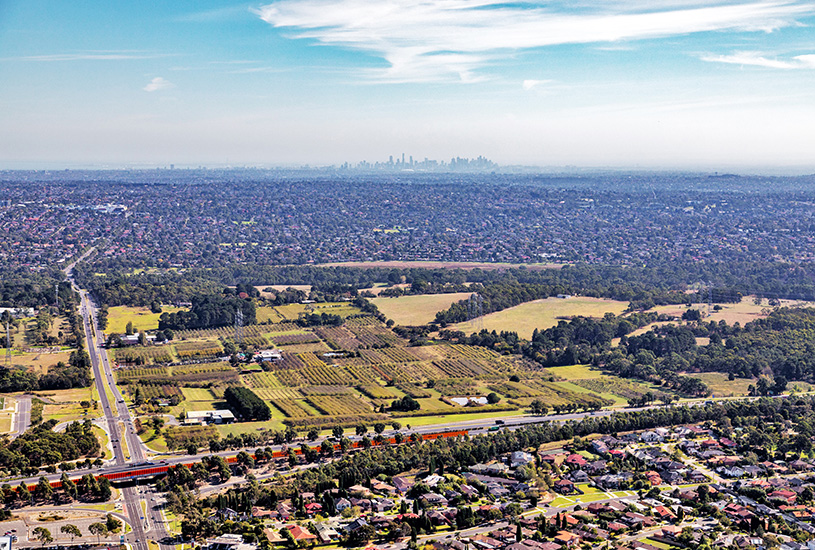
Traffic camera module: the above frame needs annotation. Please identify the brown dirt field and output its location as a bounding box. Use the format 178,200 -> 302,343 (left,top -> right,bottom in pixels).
316,261 -> 564,270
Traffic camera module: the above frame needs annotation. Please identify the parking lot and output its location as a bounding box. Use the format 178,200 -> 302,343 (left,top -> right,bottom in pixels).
8,509 -> 130,547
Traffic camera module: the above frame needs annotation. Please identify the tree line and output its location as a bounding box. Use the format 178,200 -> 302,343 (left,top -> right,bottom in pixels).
0,419 -> 100,474
0,348 -> 91,393
158,291 -> 256,331
224,387 -> 271,421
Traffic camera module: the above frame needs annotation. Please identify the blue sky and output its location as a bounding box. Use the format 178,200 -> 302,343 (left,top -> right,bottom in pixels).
1,0 -> 815,170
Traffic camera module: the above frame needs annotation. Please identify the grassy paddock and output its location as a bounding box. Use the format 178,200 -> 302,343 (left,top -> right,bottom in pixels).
9,350 -> 74,371
105,305 -> 184,334
647,295 -> 815,327
38,386 -> 94,423
215,419 -> 287,437
180,387 -> 216,401
690,372 -> 756,397
550,380 -> 624,406
256,307 -> 284,324
450,297 -> 628,339
546,364 -> 604,380
371,293 -> 473,326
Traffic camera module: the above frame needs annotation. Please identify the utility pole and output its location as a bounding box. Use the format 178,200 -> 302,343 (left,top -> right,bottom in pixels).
5,319 -> 10,366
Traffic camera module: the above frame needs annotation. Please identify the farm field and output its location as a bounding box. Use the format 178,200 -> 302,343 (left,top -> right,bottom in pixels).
106,305 -> 184,334
372,292 -> 472,326
449,296 -> 628,339
110,303 -> 617,438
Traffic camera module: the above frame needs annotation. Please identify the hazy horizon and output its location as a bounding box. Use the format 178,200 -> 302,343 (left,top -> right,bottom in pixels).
2,1 -> 815,169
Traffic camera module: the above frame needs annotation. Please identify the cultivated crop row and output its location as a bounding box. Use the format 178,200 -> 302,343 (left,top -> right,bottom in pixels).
114,347 -> 174,365
342,364 -> 377,383
356,384 -> 398,399
307,395 -> 373,416
131,383 -> 183,399
175,325 -> 267,340
314,326 -> 361,349
298,352 -> 327,368
245,372 -> 283,389
116,366 -> 169,381
273,333 -> 321,346
299,385 -> 352,395
250,387 -> 300,399
172,362 -> 233,375
395,383 -> 432,398
348,325 -> 400,347
174,341 -> 224,359
270,398 -> 312,418
266,322 -> 301,333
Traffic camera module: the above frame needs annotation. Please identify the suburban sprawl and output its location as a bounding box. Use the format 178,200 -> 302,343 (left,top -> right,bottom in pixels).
4,169 -> 815,550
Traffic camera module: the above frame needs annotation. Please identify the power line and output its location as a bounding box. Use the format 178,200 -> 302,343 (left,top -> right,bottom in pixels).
467,293 -> 484,332
5,319 -> 10,366
235,308 -> 244,346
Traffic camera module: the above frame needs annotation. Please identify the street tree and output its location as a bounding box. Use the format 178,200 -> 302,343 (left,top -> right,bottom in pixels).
88,523 -> 108,545
33,527 -> 53,547
60,525 -> 82,543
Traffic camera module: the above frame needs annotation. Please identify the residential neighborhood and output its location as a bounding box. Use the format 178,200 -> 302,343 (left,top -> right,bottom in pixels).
182,413 -> 815,550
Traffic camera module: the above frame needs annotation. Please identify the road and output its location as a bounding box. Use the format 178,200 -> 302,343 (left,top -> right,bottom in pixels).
9,395 -> 31,440
65,254 -> 170,550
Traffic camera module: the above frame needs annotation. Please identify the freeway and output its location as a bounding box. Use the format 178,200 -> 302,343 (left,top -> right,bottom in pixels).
65,255 -> 170,550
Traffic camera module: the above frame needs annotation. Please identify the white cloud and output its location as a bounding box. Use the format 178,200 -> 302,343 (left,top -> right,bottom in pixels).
701,50 -> 815,68
254,0 -> 814,82
143,77 -> 174,92
522,79 -> 552,91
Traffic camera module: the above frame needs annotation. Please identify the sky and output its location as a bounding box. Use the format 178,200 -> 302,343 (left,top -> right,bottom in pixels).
1,0 -> 815,170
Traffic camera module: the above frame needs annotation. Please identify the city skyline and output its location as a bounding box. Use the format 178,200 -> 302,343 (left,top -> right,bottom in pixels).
1,1 -> 815,171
